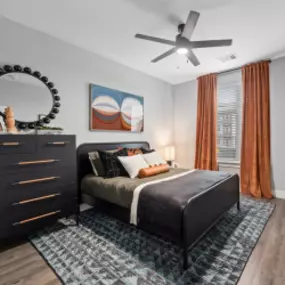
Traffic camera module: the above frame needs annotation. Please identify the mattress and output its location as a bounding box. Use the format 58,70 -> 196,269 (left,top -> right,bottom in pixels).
81,168 -> 188,209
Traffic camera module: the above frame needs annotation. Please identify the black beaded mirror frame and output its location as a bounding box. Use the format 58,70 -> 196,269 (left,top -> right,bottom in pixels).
0,64 -> 60,130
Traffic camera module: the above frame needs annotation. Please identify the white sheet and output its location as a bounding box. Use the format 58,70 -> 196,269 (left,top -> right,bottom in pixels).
130,169 -> 196,225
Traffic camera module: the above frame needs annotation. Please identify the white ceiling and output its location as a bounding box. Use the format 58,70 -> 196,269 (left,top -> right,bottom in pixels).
0,0 -> 285,84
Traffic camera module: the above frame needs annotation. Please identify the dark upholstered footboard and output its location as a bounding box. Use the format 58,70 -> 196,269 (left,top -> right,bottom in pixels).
182,174 -> 240,269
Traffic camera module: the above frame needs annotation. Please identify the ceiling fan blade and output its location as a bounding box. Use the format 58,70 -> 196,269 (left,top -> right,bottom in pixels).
187,50 -> 200,66
190,39 -> 233,49
151,48 -> 176,63
135,34 -> 176,46
182,11 -> 200,40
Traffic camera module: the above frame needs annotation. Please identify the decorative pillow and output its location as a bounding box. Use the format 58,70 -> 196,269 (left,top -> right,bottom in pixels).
89,149 -> 119,176
126,148 -> 143,156
98,148 -> 128,178
89,151 -> 104,176
117,154 -> 149,179
142,151 -> 166,166
138,164 -> 170,178
141,147 -> 155,154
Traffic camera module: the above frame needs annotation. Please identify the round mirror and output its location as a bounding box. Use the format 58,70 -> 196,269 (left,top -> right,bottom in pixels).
0,73 -> 53,122
0,65 -> 60,130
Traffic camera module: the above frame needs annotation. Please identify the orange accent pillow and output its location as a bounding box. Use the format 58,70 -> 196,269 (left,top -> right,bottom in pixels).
138,164 -> 170,178
127,148 -> 143,156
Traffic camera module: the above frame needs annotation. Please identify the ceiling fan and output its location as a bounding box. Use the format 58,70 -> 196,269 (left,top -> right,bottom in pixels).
135,10 -> 233,66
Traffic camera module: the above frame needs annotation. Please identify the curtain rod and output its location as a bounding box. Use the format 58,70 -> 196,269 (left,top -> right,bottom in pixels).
218,59 -> 272,75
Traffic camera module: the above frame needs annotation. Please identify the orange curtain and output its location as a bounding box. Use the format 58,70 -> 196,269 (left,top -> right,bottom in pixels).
241,61 -> 272,198
195,74 -> 218,170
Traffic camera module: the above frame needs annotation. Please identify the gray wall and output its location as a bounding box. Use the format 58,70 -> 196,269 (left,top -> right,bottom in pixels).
173,80 -> 197,168
270,57 -> 285,193
173,56 -> 285,193
0,18 -> 173,149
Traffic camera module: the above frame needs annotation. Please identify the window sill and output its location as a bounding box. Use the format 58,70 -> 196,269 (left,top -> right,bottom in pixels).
218,161 -> 240,168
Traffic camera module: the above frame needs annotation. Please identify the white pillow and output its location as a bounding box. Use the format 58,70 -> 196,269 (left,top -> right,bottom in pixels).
118,154 -> 149,179
143,151 -> 167,166
88,152 -> 99,176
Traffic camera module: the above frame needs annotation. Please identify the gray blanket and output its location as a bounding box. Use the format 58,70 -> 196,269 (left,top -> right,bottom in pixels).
137,170 -> 232,239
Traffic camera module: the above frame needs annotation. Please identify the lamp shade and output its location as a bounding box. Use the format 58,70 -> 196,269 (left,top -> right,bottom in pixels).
164,146 -> 175,161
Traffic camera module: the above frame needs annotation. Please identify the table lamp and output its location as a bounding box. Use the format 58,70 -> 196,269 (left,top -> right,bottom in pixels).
164,146 -> 175,166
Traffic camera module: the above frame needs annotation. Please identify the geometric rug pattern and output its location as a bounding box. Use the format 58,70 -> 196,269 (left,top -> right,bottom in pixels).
29,197 -> 275,285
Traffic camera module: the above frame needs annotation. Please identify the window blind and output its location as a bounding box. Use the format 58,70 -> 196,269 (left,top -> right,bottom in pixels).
217,71 -> 242,162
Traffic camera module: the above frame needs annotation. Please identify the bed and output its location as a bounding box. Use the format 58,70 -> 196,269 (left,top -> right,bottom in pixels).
77,141 -> 240,269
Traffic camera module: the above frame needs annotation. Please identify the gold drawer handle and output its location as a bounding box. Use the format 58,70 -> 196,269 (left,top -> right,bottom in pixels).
47,141 -> 70,145
13,210 -> 61,226
12,193 -> 61,205
15,159 -> 60,166
11,176 -> 60,186
0,142 -> 21,146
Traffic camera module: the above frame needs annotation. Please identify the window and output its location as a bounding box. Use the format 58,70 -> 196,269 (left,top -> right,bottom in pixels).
217,71 -> 242,163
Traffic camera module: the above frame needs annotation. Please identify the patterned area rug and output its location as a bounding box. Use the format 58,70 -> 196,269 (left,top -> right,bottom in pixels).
30,197 -> 274,285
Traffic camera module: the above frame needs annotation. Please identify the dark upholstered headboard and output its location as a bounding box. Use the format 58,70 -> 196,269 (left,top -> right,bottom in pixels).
77,141 -> 150,189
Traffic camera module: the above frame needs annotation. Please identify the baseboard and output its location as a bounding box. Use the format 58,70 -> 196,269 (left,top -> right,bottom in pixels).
273,190 -> 285,199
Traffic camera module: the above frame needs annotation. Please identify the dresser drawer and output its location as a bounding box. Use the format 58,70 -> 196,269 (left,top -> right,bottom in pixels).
37,135 -> 76,155
0,153 -> 76,175
0,136 -> 36,155
0,168 -> 77,204
0,205 -> 76,240
0,192 -> 77,226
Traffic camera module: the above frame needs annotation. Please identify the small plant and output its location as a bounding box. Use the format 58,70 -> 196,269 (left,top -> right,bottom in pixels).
38,125 -> 63,131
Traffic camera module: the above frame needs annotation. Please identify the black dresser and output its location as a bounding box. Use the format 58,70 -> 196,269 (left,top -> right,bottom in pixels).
0,134 -> 78,240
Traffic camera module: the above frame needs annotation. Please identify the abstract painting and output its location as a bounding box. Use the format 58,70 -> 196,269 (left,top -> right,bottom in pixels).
90,84 -> 144,132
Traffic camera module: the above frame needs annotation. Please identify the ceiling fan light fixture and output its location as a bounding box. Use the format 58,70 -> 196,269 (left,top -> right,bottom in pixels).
177,48 -> 188,55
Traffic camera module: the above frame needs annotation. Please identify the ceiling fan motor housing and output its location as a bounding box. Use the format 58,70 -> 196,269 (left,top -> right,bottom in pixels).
178,23 -> 185,34
176,35 -> 189,49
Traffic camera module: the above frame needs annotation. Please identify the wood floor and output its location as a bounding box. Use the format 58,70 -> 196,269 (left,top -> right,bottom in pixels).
0,199 -> 284,285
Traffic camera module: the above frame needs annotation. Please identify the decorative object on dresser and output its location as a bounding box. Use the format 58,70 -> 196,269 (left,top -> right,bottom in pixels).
4,106 -> 18,133
0,134 -> 78,240
0,64 -> 60,130
90,84 -> 144,132
35,125 -> 64,135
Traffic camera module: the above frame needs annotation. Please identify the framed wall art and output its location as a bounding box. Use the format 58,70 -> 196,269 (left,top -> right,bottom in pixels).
90,84 -> 144,132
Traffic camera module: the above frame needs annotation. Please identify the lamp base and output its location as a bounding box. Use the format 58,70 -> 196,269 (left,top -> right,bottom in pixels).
167,160 -> 173,167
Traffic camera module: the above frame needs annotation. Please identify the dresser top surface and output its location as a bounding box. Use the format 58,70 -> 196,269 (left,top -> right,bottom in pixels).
0,134 -> 75,138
